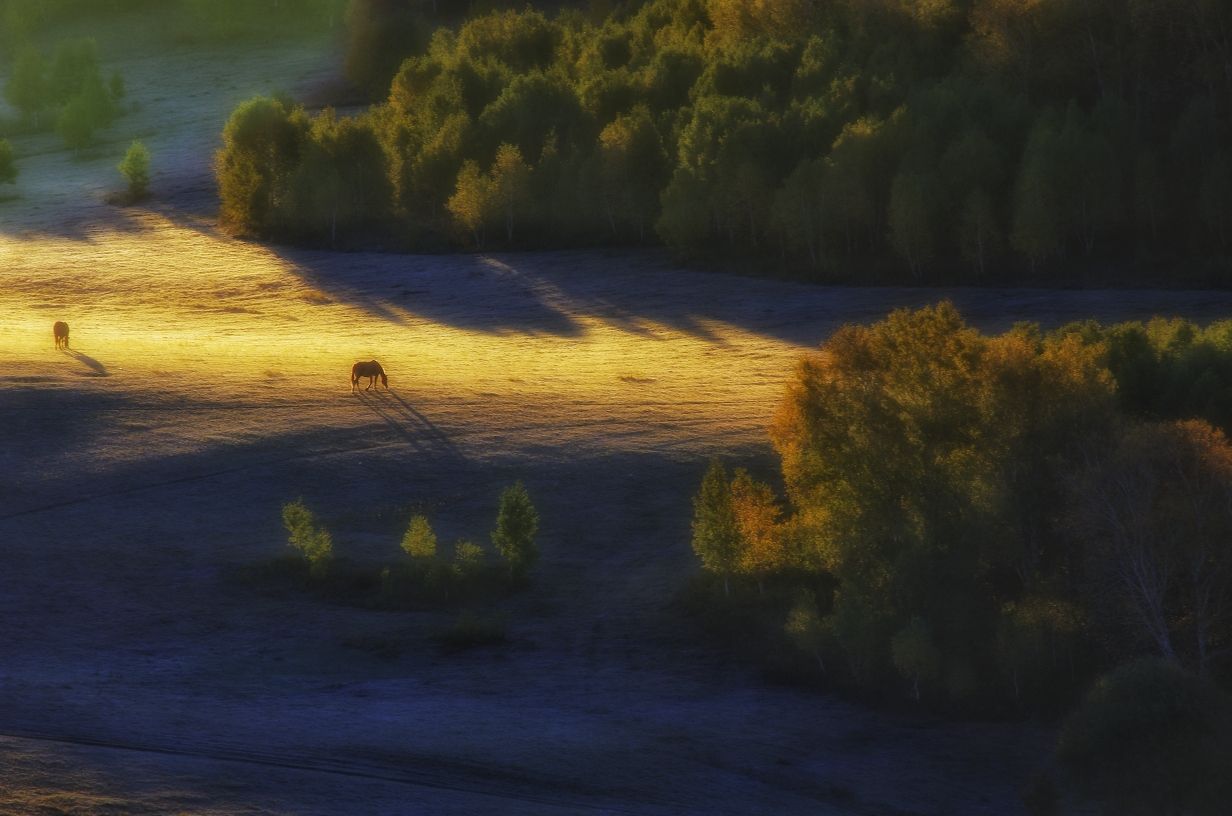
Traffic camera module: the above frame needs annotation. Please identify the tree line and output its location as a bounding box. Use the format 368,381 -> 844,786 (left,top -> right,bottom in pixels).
217,0 -> 1232,281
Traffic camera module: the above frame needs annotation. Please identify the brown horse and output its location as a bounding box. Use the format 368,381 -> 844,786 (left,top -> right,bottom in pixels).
351,360 -> 388,392
53,321 -> 70,350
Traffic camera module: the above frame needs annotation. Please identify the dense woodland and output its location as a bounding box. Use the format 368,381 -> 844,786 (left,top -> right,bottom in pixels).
690,304 -> 1232,812
210,0 -> 1232,282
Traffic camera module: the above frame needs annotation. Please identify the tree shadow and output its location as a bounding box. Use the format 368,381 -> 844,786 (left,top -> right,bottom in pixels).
63,349 -> 109,377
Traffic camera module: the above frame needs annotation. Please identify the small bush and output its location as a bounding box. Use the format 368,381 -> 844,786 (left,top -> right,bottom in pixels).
1057,658 -> 1232,815
400,514 -> 437,559
492,481 -> 539,580
118,139 -> 149,201
281,498 -> 334,571
452,539 -> 485,577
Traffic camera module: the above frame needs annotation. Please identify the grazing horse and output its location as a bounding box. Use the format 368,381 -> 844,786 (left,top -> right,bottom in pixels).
53,321 -> 70,350
351,360 -> 388,392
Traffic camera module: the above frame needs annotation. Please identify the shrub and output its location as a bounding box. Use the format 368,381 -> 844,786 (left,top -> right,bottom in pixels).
1057,658 -> 1232,815
690,459 -> 740,595
118,140 -> 149,200
281,498 -> 334,571
452,539 -> 485,578
400,514 -> 437,559
491,481 -> 539,580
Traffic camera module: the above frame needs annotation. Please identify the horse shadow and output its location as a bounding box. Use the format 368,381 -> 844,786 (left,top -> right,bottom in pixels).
62,349 -> 108,377
355,389 -> 463,461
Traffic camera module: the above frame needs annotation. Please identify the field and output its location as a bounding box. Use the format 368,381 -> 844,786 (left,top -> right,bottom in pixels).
3,16 -> 1232,815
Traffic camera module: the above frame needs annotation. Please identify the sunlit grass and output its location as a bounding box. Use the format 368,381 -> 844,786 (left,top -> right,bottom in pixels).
0,213 -> 800,426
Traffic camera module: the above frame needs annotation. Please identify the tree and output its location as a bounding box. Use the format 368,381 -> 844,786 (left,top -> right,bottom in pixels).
891,617 -> 941,701
957,188 -> 1001,277
1011,116 -> 1062,272
49,38 -> 101,105
1057,658 -> 1232,815
118,140 -> 150,201
291,110 -> 391,245
785,590 -> 827,673
215,96 -> 309,235
690,459 -> 741,595
0,139 -> 15,185
597,107 -> 669,241
491,481 -> 539,580
401,514 -> 438,560
56,91 -> 95,152
887,171 -> 936,278
771,158 -> 825,267
5,45 -> 46,121
446,159 -> 493,247
490,143 -> 529,243
769,304 -> 1116,694
730,468 -> 785,591
281,499 -> 333,571
1073,419 -> 1232,673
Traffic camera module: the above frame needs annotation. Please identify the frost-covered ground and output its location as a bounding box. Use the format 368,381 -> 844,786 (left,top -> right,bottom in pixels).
3,15 -> 1232,816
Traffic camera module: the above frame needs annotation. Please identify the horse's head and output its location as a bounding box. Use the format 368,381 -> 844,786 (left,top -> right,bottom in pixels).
381,372 -> 388,388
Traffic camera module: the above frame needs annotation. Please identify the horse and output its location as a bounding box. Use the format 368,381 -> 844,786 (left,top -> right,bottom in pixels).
53,321 -> 70,350
351,360 -> 388,392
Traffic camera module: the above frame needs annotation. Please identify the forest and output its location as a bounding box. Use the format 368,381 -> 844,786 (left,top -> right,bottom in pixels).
209,0 -> 1232,283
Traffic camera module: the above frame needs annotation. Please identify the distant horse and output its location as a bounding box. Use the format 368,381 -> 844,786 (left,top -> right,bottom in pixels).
351,360 -> 388,392
53,321 -> 70,350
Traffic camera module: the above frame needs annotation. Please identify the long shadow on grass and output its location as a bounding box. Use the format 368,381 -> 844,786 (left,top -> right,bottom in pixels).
62,349 -> 109,377
354,389 -> 464,461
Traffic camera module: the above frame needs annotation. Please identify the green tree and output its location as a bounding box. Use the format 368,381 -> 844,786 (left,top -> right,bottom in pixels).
491,481 -> 539,580
1011,115 -> 1062,272
281,498 -> 334,571
291,110 -> 391,245
446,159 -> 493,247
401,514 -> 438,560
215,96 -> 309,235
597,106 -> 669,241
0,139 -> 15,185
887,171 -> 936,278
690,459 -> 741,595
49,38 -> 100,105
5,45 -> 46,121
770,304 -> 1116,695
118,140 -> 150,201
56,91 -> 95,151
490,142 -> 530,243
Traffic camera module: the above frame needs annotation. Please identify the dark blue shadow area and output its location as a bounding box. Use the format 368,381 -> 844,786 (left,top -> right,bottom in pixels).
272,244 -> 587,337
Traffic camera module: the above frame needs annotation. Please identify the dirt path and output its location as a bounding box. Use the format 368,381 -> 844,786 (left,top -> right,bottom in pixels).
4,18 -> 1232,816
